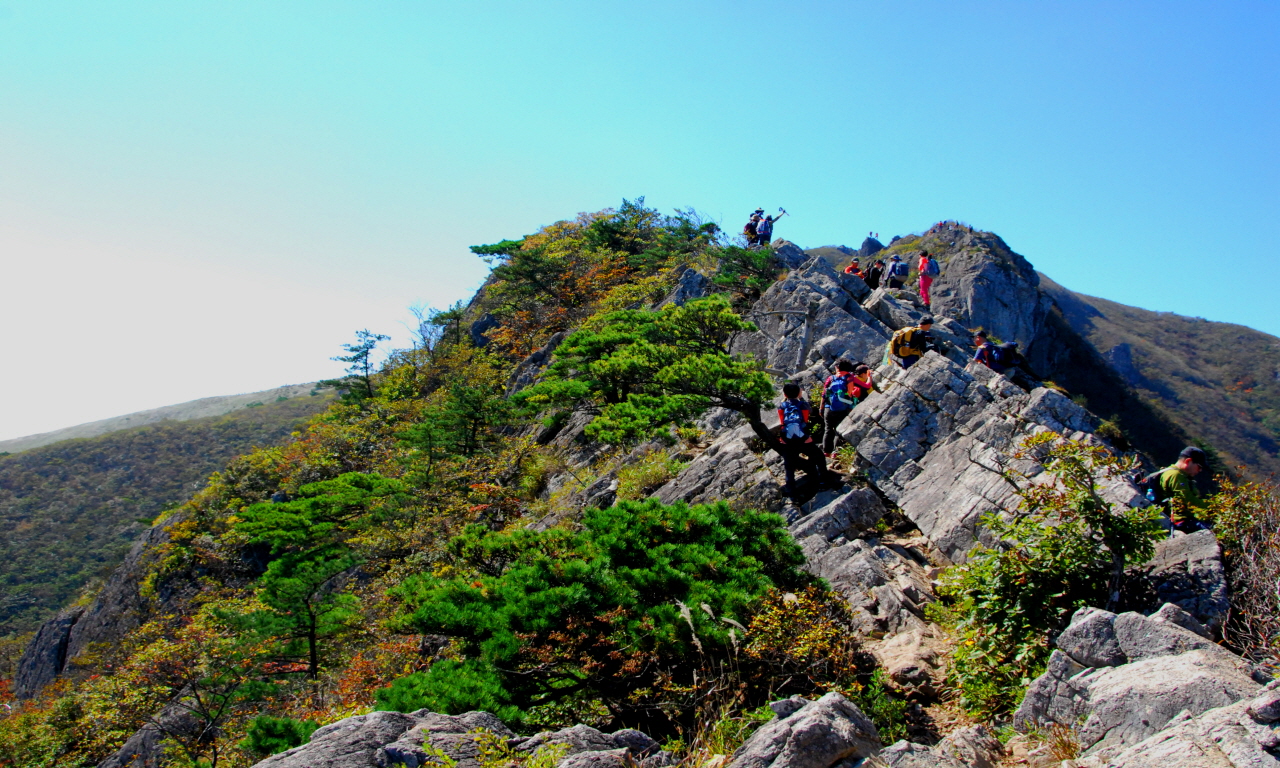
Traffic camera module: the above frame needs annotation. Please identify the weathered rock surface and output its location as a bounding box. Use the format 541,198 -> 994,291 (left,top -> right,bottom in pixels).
873,725 -> 1003,768
1122,529 -> 1229,632
659,266 -> 711,308
1015,605 -> 1264,760
726,692 -> 881,768
12,604 -> 84,699
253,710 -> 670,768
1074,681 -> 1280,767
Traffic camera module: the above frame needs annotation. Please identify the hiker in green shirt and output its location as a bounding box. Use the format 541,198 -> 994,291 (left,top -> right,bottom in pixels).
1156,446 -> 1208,532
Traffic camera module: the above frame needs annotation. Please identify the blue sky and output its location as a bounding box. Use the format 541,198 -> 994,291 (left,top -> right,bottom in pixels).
1,1 -> 1276,440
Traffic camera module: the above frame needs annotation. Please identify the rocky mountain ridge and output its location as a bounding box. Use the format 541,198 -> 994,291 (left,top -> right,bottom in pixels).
7,218 -> 1271,768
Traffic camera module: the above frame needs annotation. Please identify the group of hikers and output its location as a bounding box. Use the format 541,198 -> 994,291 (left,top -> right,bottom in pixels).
742,208 -> 786,248
844,250 -> 939,307
772,314 -> 1210,535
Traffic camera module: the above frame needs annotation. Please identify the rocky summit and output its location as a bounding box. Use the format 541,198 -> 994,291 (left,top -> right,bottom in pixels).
4,211 -> 1274,768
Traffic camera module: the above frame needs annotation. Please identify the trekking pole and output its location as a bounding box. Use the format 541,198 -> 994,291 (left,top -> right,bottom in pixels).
777,207 -> 789,219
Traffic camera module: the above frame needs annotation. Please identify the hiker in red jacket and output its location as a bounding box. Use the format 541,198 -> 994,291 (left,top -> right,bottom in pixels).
819,360 -> 874,456
917,251 -> 938,307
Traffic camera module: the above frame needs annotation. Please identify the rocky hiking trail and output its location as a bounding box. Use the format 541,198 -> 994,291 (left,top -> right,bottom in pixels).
15,227 -> 1270,768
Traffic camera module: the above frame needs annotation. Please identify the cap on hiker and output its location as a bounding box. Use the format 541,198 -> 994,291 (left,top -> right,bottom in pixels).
920,315 -> 935,325
1179,446 -> 1208,467
974,330 -> 988,339
891,254 -> 901,260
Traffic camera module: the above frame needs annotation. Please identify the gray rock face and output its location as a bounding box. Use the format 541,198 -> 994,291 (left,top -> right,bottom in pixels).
1073,683 -> 1280,767
658,266 -> 711,308
1015,606 -> 1264,760
732,257 -> 886,378
837,353 -> 1132,563
1123,529 -> 1229,632
253,710 -> 669,768
653,424 -> 781,511
874,725 -> 1003,768
787,488 -> 886,542
12,605 -> 83,699
508,331 -> 568,393
771,240 -> 810,270
726,692 -> 881,768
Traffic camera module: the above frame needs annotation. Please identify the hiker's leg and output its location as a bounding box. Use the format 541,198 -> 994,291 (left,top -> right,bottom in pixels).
801,441 -> 829,477
823,409 -> 848,454
919,276 -> 933,305
780,440 -> 798,491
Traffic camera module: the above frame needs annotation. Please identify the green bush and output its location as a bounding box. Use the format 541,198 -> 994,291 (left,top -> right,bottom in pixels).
615,452 -> 686,501
378,498 -> 813,728
240,715 -> 318,757
932,434 -> 1162,717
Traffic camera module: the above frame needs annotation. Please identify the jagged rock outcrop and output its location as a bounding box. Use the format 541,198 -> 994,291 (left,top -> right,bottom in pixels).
1122,529 -> 1229,631
1073,681 -> 1280,767
253,710 -> 672,768
836,352 -> 1138,562
726,692 -> 881,768
857,237 -> 885,260
659,266 -> 711,307
14,514 -> 185,698
1014,604 -> 1265,761
11,604 -> 84,698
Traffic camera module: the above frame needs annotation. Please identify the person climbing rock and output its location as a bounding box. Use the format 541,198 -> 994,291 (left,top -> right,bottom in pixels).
886,254 -> 910,289
889,316 -> 935,369
843,258 -> 864,278
992,341 -> 1039,389
743,210 -> 763,247
917,250 -> 939,307
756,214 -> 778,247
777,381 -> 829,497
820,360 -> 874,456
1145,446 -> 1210,533
865,259 -> 885,290
971,330 -> 999,370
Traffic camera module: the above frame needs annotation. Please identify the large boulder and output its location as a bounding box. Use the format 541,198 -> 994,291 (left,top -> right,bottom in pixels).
875,725 -> 1003,768
11,605 -> 84,699
725,692 -> 881,768
253,710 -> 671,768
1122,529 -> 1229,632
658,266 -> 711,308
1073,681 -> 1280,767
1014,606 -> 1264,761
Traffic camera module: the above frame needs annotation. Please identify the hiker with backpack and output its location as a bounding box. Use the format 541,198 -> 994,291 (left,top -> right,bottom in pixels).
886,254 -> 910,289
777,381 -> 830,497
971,330 -> 999,370
1138,446 -> 1210,533
743,210 -> 763,247
819,360 -> 874,456
865,259 -> 885,290
843,258 -> 864,278
917,251 -> 939,307
889,316 -> 936,369
756,214 -> 779,247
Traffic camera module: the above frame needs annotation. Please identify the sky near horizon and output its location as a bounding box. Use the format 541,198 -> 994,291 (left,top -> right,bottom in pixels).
1,1 -> 1277,440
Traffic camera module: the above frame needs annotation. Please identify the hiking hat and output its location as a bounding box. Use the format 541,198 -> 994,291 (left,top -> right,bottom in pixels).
890,254 -> 902,260
1179,446 -> 1209,467
974,330 -> 989,339
920,315 -> 935,325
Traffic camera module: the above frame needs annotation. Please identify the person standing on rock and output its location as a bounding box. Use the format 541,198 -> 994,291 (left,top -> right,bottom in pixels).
886,254 -> 910,289
755,214 -> 778,248
1147,446 -> 1210,533
865,259 -> 885,290
889,316 -> 935,369
917,250 -> 939,307
743,210 -> 763,247
777,382 -> 829,497
820,361 -> 874,456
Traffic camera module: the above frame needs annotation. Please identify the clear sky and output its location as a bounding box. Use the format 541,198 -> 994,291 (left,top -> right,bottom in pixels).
1,1 -> 1276,441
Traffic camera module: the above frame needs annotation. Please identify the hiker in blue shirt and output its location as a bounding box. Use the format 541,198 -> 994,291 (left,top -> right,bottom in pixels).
777,382 -> 830,497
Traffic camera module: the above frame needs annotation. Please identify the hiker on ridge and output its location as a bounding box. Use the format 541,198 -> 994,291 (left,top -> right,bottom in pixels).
1143,446 -> 1210,533
756,214 -> 778,247
917,250 -> 938,307
743,209 -> 763,247
886,254 -> 910,289
777,381 -> 830,497
820,360 -> 874,456
865,259 -> 885,290
971,330 -> 999,370
889,316 -> 936,369
844,258 -> 864,278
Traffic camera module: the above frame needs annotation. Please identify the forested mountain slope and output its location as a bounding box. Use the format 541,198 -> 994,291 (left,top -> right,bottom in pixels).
1040,275 -> 1280,478
0,383 -> 322,454
0,393 -> 330,637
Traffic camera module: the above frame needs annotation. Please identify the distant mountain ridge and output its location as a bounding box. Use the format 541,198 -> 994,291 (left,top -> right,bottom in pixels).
0,382 -> 322,454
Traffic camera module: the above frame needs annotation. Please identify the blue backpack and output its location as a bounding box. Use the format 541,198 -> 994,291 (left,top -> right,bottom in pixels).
825,374 -> 854,411
923,258 -> 941,277
890,261 -> 910,279
779,399 -> 808,438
